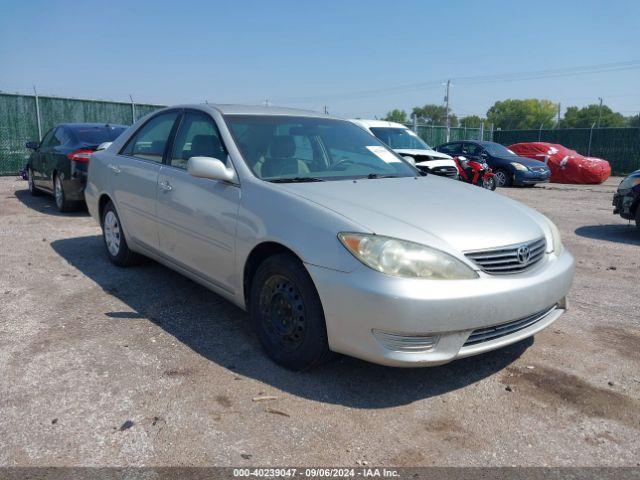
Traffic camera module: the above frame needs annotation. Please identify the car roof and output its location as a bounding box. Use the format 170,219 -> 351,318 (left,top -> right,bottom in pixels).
348,119 -> 408,129
59,123 -> 128,129
168,104 -> 327,118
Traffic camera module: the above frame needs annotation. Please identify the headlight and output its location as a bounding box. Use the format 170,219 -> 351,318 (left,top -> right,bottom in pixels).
619,175 -> 640,190
338,233 -> 478,279
511,162 -> 529,171
547,219 -> 563,255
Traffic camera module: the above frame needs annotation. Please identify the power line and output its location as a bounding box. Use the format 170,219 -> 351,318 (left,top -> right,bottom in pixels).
269,61 -> 640,104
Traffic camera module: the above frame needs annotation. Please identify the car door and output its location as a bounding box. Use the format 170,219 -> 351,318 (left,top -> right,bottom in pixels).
156,110 -> 240,293
112,110 -> 181,252
34,128 -> 60,189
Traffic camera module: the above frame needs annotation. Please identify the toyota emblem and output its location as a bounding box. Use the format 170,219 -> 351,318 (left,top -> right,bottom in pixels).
517,245 -> 531,264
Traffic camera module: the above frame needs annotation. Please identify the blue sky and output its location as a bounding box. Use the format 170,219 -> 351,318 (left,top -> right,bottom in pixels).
1,0 -> 639,119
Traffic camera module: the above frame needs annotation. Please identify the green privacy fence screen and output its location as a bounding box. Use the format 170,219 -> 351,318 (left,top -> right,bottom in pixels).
405,124 -> 493,147
0,93 -> 164,175
493,127 -> 640,175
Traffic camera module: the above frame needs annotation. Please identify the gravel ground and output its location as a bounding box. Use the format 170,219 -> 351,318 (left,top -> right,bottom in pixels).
0,175 -> 638,467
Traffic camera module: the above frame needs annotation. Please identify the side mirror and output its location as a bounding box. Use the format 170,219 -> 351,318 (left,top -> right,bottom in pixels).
25,141 -> 39,150
480,151 -> 488,158
402,155 -> 416,166
187,156 -> 236,183
96,142 -> 112,151
457,156 -> 467,161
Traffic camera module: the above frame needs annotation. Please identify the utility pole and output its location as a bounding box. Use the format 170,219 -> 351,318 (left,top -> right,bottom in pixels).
33,86 -> 42,141
596,97 -> 603,128
129,94 -> 136,123
444,80 -> 451,142
556,102 -> 561,128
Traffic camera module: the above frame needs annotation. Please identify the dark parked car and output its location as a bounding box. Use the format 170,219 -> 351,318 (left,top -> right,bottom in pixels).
436,140 -> 551,187
612,170 -> 640,229
25,123 -> 127,211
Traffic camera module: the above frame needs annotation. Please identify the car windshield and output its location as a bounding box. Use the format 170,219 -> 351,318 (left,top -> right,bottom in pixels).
73,125 -> 127,145
369,127 -> 432,150
484,142 -> 518,157
225,115 -> 418,181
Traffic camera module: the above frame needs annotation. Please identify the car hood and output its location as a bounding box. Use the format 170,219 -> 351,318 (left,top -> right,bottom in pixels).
280,176 -> 548,254
496,155 -> 549,168
394,148 -> 452,160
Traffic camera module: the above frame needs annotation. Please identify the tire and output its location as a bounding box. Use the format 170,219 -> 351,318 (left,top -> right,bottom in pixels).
101,201 -> 142,267
250,254 -> 332,370
482,176 -> 497,191
28,168 -> 41,196
53,173 -> 77,212
494,168 -> 512,188
635,207 -> 640,231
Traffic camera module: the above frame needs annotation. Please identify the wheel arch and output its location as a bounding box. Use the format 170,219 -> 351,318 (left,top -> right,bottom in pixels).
243,241 -> 304,310
98,193 -> 113,222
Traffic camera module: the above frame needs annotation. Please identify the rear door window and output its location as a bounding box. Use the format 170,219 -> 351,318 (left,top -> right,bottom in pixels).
121,112 -> 180,163
438,143 -> 461,155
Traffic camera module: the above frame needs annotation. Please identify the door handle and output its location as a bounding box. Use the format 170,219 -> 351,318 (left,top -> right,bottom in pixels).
159,181 -> 172,192
108,164 -> 121,174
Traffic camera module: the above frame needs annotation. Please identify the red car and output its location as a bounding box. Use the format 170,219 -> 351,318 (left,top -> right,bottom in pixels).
508,142 -> 611,184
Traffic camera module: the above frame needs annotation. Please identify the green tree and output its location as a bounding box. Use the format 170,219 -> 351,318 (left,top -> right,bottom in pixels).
559,104 -> 627,128
486,99 -> 557,130
412,104 -> 458,127
459,115 -> 484,128
383,109 -> 408,123
628,114 -> 640,128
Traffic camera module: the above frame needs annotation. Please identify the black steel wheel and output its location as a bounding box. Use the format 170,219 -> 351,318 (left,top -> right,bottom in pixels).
250,254 -> 331,370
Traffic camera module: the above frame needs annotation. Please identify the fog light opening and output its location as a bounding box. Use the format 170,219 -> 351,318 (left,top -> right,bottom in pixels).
372,329 -> 440,353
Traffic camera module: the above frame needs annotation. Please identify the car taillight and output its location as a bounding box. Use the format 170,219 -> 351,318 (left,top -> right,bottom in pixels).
66,149 -> 94,162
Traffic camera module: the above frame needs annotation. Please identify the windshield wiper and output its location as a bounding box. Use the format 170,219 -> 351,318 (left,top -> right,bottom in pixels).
362,173 -> 401,179
269,177 -> 325,183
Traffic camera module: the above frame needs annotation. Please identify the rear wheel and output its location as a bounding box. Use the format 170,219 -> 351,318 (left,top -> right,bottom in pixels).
101,201 -> 142,266
494,168 -> 512,188
28,168 -> 41,196
250,254 -> 331,370
53,173 -> 76,212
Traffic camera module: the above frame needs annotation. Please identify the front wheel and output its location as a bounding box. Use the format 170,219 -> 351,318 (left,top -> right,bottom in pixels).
482,176 -> 497,191
494,168 -> 512,188
101,201 -> 142,266
28,168 -> 41,196
250,254 -> 331,370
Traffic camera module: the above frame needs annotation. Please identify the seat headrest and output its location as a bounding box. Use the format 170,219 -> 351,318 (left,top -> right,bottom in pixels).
191,134 -> 224,159
269,135 -> 295,158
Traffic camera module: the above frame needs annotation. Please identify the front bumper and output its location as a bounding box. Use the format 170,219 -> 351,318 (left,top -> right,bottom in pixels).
307,249 -> 574,367
514,170 -> 551,185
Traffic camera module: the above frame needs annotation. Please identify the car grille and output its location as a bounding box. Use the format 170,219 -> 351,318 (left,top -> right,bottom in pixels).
463,306 -> 556,346
429,166 -> 458,178
464,237 -> 546,274
529,166 -> 549,174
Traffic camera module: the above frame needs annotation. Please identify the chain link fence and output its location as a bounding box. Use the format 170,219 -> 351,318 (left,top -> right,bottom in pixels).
0,93 -> 163,175
493,127 -> 640,175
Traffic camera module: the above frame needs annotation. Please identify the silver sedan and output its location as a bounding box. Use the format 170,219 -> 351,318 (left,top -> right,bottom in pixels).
85,104 -> 575,369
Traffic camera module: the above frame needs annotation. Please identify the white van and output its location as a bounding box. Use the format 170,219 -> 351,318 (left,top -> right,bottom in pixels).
349,119 -> 458,179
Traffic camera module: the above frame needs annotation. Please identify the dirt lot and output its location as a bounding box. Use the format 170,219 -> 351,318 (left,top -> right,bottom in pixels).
0,175 -> 638,467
